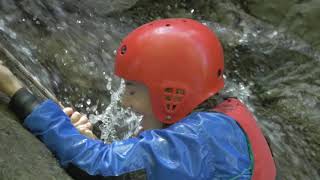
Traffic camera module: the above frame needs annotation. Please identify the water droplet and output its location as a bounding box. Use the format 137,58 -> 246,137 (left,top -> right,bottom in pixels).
87,99 -> 92,105
202,22 -> 208,26
91,105 -> 98,112
86,107 -> 90,112
76,20 -> 82,24
106,82 -> 112,91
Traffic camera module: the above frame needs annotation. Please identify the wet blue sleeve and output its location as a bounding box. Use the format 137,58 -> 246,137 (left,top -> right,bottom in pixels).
23,100 -> 146,176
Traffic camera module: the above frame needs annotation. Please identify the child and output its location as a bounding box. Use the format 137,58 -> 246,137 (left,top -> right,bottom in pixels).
0,18 -> 275,180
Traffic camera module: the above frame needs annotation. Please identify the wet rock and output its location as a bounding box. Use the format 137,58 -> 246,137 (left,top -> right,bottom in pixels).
62,0 -> 139,15
0,102 -> 72,180
245,0 -> 320,50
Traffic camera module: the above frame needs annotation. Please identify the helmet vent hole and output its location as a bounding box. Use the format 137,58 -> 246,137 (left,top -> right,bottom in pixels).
176,89 -> 185,95
166,24 -> 171,27
120,45 -> 127,55
166,104 -> 171,110
172,105 -> 177,111
182,20 -> 187,22
165,96 -> 172,101
164,88 -> 173,93
165,104 -> 177,112
173,96 -> 182,102
217,69 -> 222,77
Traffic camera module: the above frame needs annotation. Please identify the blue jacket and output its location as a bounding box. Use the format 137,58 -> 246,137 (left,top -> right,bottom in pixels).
23,100 -> 252,180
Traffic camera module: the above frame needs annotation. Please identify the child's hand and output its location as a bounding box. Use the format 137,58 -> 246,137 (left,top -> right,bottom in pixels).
0,61 -> 23,97
63,107 -> 97,139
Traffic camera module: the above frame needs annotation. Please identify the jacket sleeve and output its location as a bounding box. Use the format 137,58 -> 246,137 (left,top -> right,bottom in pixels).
23,100 -> 147,176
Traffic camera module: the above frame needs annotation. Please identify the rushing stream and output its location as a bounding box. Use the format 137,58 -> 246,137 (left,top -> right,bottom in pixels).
0,0 -> 319,179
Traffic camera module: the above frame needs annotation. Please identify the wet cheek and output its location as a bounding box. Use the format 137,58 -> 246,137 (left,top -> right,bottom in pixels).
120,95 -> 141,112
120,95 -> 131,108
130,101 -> 144,113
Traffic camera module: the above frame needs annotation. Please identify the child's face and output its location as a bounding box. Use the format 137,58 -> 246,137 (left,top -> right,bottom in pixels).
121,80 -> 163,131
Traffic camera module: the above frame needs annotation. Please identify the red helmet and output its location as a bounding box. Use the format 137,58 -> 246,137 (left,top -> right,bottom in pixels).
115,18 -> 224,124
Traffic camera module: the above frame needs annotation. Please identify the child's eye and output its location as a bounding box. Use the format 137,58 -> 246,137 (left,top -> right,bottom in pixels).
129,91 -> 135,95
125,82 -> 133,86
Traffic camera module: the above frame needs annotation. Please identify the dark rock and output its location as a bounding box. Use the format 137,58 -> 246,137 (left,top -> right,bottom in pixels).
0,103 -> 72,180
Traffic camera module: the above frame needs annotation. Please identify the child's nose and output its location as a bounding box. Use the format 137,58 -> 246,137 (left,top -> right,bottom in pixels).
119,95 -> 131,109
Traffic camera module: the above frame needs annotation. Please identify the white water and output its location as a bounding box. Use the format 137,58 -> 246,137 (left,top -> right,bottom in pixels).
89,77 -> 143,143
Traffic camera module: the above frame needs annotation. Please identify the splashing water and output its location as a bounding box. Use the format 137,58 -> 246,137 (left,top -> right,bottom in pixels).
89,78 -> 143,143
221,75 -> 254,112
